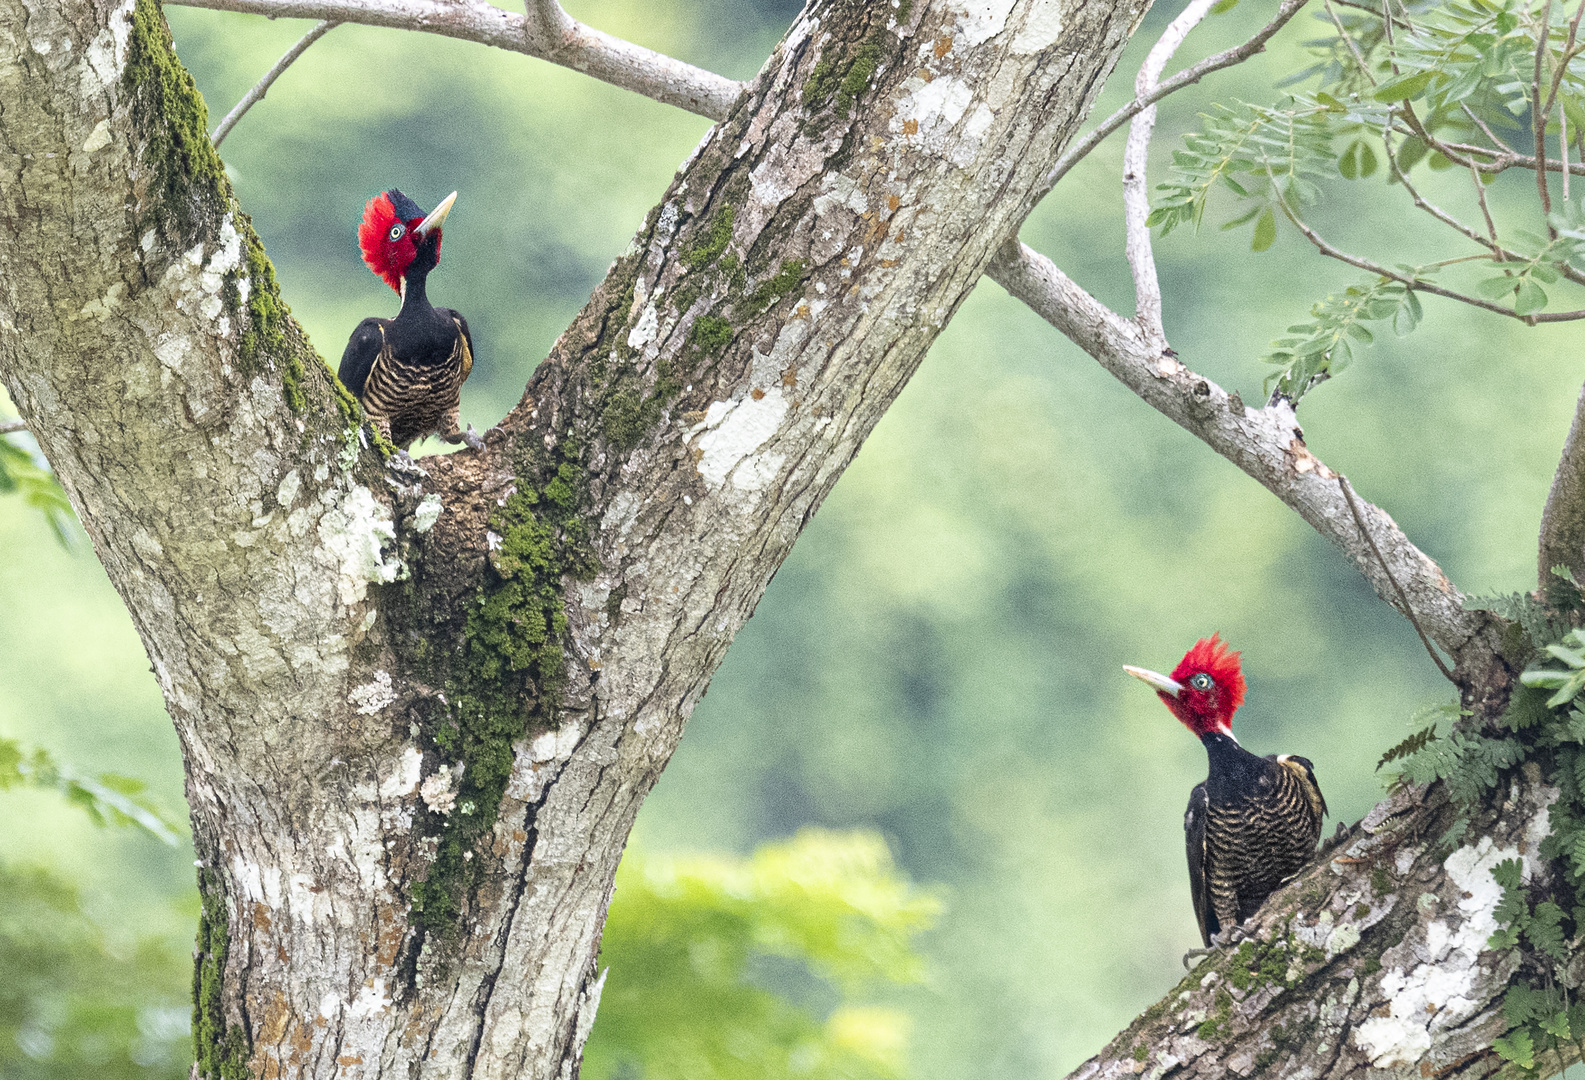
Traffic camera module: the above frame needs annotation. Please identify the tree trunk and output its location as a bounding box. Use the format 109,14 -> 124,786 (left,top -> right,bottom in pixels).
0,0 -> 1151,1075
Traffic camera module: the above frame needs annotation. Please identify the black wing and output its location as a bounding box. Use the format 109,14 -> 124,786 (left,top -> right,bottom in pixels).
438,308 -> 475,383
338,318 -> 387,399
1185,781 -> 1215,947
1270,752 -> 1329,819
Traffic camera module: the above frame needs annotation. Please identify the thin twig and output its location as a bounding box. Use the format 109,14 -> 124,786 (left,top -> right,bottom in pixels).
0,419 -> 25,436
168,0 -> 747,122
1383,114 -> 1499,252
1565,96 -> 1572,202
1535,0 -> 1557,231
1325,0 -> 1377,83
1460,103 -> 1517,156
1125,0 -> 1222,345
1040,0 -> 1308,197
1273,181 -> 1585,321
1542,0 -> 1585,121
212,20 -> 338,148
1468,159 -> 1500,242
1339,476 -> 1456,681
1332,0 -> 1410,28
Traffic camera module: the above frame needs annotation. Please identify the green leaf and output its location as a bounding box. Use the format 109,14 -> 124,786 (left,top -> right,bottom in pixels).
1210,0 -> 1239,12
1373,71 -> 1435,102
1252,207 -> 1277,251
1494,1028 -> 1535,1069
1514,277 -> 1548,315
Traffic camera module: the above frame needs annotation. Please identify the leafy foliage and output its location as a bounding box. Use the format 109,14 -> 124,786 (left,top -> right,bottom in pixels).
584,830 -> 939,1080
0,432 -> 73,545
0,737 -> 180,846
1154,0 -> 1585,403
0,860 -> 190,1080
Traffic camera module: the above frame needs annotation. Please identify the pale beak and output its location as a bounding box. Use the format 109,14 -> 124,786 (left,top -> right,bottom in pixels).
1124,665 -> 1183,697
414,191 -> 457,237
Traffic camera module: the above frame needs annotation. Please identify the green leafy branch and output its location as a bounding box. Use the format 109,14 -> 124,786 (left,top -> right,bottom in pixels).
1262,276 -> 1423,400
0,427 -> 74,545
0,737 -> 182,846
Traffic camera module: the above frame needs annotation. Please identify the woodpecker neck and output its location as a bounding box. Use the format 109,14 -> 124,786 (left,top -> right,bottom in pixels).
1200,729 -> 1272,804
397,263 -> 436,321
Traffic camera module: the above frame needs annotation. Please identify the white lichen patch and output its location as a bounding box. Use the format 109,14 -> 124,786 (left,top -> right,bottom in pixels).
380,746 -> 424,799
82,0 -> 134,96
1353,833 -> 1518,1068
349,670 -> 397,715
276,469 -> 300,509
505,721 -> 586,803
627,302 -> 659,350
412,493 -> 444,533
348,979 -> 392,1018
318,485 -> 401,606
1011,0 -> 1065,52
81,119 -> 112,154
420,765 -> 458,815
891,74 -> 977,164
686,390 -> 790,491
947,0 -> 1018,45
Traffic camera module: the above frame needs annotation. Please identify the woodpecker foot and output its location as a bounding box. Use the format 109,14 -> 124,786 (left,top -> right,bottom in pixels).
460,424 -> 486,452
1181,947 -> 1216,970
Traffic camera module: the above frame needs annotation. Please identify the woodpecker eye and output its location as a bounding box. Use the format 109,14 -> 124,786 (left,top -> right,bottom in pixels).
389,224 -> 405,241
1189,673 -> 1214,691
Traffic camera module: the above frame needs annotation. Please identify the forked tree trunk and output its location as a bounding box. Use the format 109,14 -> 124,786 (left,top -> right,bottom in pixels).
0,0 -> 1153,1074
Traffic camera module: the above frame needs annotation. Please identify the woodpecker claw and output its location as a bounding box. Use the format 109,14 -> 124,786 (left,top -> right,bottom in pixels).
1182,947 -> 1216,969
461,424 -> 486,452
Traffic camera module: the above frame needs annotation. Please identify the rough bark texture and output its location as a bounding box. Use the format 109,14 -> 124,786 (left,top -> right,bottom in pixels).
1540,381 -> 1585,592
1066,774 -> 1560,1080
0,0 -> 1152,1076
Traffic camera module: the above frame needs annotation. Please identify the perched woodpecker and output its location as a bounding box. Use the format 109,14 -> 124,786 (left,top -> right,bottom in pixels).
339,189 -> 483,450
1125,635 -> 1327,948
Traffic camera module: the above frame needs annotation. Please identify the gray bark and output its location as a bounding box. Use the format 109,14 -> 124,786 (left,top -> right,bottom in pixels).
0,0 -> 1152,1076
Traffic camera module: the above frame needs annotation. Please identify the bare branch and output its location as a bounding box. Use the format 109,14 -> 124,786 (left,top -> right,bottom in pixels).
1540,381 -> 1585,587
1461,102 -> 1517,156
1468,158 -> 1501,243
0,419 -> 24,435
167,0 -> 745,121
211,19 -> 338,148
984,238 -> 1492,663
1040,0 -> 1308,198
1125,0 -> 1221,344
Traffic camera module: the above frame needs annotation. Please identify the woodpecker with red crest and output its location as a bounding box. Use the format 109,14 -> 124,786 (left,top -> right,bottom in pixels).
340,189 -> 483,450
1125,635 -> 1326,949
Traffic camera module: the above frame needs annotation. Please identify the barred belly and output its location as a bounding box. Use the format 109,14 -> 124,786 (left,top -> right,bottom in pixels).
1206,768 -> 1323,929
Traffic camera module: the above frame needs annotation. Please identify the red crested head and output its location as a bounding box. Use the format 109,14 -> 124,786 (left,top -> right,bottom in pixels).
1124,634 -> 1246,739
358,189 -> 454,294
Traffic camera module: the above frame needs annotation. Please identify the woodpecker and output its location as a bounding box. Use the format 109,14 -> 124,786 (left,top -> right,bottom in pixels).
1125,635 -> 1326,948
339,189 -> 483,450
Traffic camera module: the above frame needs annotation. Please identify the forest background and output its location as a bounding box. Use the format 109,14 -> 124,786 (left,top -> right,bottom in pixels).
0,0 -> 1570,1075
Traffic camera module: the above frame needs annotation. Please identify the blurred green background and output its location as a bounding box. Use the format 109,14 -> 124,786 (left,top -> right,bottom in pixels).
3,0 -> 1581,1074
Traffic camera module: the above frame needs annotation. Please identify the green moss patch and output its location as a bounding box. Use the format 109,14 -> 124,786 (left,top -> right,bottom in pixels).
124,0 -> 224,232
684,206 -> 735,270
192,867 -> 248,1080
411,453 -> 598,933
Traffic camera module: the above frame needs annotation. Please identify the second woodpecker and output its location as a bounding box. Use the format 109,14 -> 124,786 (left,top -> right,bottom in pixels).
340,189 -> 483,450
1126,635 -> 1327,948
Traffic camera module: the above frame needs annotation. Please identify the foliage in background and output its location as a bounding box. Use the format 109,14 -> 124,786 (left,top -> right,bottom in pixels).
584,830 -> 939,1080
0,432 -> 73,545
0,737 -> 182,847
0,862 -> 190,1080
0,739 -> 188,1078
1154,0 -> 1585,403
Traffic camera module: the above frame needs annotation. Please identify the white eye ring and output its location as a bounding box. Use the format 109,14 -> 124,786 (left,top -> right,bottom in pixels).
389,224 -> 405,241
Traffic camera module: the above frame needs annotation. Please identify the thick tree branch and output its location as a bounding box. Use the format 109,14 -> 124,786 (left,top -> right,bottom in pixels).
985,239 -> 1500,678
167,0 -> 745,119
1540,381 -> 1585,588
210,18 -> 338,147
0,419 -> 25,436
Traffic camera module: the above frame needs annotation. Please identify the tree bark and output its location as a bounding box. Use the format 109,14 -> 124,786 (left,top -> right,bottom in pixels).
0,0 -> 1151,1076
